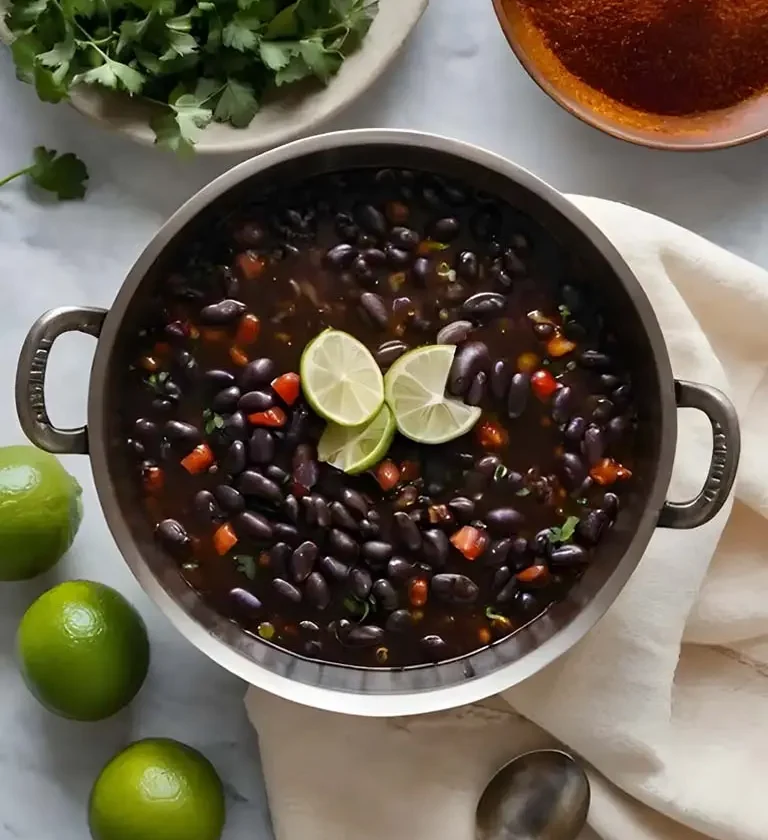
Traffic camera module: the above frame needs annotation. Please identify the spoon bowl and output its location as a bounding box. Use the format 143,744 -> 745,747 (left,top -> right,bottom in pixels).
476,749 -> 590,840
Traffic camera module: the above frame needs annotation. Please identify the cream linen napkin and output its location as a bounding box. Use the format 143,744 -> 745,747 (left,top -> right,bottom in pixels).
246,196 -> 768,840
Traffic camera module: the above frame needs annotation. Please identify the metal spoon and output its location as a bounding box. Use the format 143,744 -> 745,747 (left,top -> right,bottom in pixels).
476,749 -> 590,840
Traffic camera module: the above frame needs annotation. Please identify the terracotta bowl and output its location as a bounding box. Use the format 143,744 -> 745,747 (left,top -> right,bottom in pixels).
492,0 -> 768,151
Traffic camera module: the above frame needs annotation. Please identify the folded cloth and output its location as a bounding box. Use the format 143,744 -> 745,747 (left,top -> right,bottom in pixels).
246,196 -> 768,840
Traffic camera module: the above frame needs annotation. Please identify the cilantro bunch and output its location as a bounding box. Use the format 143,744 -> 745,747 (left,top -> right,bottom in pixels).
6,0 -> 378,153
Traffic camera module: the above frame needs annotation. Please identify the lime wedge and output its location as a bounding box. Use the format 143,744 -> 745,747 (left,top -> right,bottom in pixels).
318,404 -> 396,474
300,329 -> 384,427
384,345 -> 482,444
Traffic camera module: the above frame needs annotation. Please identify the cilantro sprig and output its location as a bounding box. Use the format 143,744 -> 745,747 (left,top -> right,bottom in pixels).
0,146 -> 88,200
546,515 -> 580,545
5,0 -> 379,153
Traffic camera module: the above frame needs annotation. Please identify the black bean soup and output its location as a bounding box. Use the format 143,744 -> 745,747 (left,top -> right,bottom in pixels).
124,167 -> 636,669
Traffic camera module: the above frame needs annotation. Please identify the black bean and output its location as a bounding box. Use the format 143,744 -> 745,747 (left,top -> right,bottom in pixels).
222,440 -> 247,475
224,411 -> 248,440
592,398 -> 614,423
164,420 -> 202,449
466,371 -> 487,407
456,251 -> 479,281
602,492 -> 620,517
387,557 -> 417,583
393,511 -> 422,551
324,243 -> 358,269
372,579 -> 398,611
341,488 -> 368,519
488,359 -> 511,401
329,528 -> 360,562
214,484 -> 245,514
430,217 -> 460,242
355,204 -> 387,237
503,248 -> 526,277
411,256 -> 432,284
359,292 -> 389,328
236,511 -> 273,541
470,208 -> 501,241
134,418 -> 159,440
386,609 -> 413,632
238,470 -> 282,505
204,369 -> 236,392
266,542 -> 290,577
385,245 -> 412,269
329,501 -> 359,532
301,495 -> 317,527
212,386 -> 241,414
448,341 -> 491,396
247,428 -> 274,465
462,292 -> 506,321
484,538 -> 512,567
558,452 -> 587,490
579,350 -> 612,370
199,299 -> 246,325
549,545 -> 588,566
582,425 -> 605,466
362,541 -> 393,564
164,321 -> 188,342
349,567 -> 373,599
577,510 -> 609,545
284,403 -> 311,451
293,459 -> 319,492
193,490 -> 224,523
389,226 -> 420,250
351,255 -> 374,283
312,495 -> 331,528
564,416 -> 587,442
490,265 -> 515,290
290,541 -> 318,583
495,579 -> 520,604
239,390 -> 274,413
431,573 -> 479,605
507,372 -> 530,419
514,591 -> 539,614
599,374 -> 620,391
241,358 -> 277,391
613,383 -> 632,404
420,634 -> 448,659
319,555 -> 350,582
485,507 -> 525,537
299,619 -> 320,637
492,566 -> 512,593
266,466 -> 288,486
155,519 -> 191,558
334,212 -> 359,242
563,321 -> 587,342
362,248 -> 386,266
436,320 -> 473,346
448,496 -> 475,523
272,522 -> 298,546
151,397 -> 174,414
505,471 -> 524,491
305,572 -> 330,609
347,625 -> 385,647
375,340 -> 408,367
229,588 -> 262,613
476,455 -> 501,477
421,529 -> 450,568
234,222 -> 266,248
282,494 -> 299,524
551,386 -> 573,424
273,578 -> 302,603
607,415 -> 629,441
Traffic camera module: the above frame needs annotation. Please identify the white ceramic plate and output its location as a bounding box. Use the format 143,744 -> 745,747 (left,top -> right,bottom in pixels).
0,0 -> 428,154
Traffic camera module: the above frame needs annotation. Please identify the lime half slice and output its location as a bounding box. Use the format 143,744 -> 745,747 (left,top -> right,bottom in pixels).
318,404 -> 396,475
300,329 -> 384,427
384,345 -> 481,444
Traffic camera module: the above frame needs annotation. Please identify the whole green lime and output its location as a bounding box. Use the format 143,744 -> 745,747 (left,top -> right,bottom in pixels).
0,445 -> 83,580
89,738 -> 226,840
17,580 -> 150,721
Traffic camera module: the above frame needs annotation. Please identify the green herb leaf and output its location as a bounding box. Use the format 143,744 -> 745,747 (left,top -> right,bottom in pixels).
37,30 -> 76,71
234,554 -> 257,580
493,464 -> 508,482
160,29 -> 199,60
213,77 -> 258,127
515,487 -> 531,497
343,595 -> 370,621
213,414 -> 225,428
222,12 -> 261,51
547,515 -> 580,545
274,53 -> 312,86
74,59 -> 145,95
299,36 -> 341,83
265,0 -> 298,37
485,606 -> 506,621
33,63 -> 70,103
27,147 -> 88,199
558,304 -> 571,320
151,93 -> 213,154
258,39 -> 296,70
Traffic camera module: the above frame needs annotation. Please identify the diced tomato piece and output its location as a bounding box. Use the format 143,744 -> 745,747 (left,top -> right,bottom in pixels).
248,407 -> 287,427
229,346 -> 249,367
201,328 -> 227,344
516,564 -> 551,586
375,459 -> 400,491
236,251 -> 266,281
213,522 -> 238,556
271,372 -> 301,406
142,465 -> 164,493
235,313 -> 261,346
476,418 -> 509,449
181,443 -> 215,474
408,578 -> 429,607
450,525 -> 489,561
530,369 -> 558,400
477,626 -> 492,645
139,355 -> 159,372
546,334 -> 577,358
399,460 -> 420,482
590,458 -> 633,485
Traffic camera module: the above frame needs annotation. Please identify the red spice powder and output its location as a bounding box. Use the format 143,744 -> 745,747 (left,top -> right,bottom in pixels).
515,0 -> 768,116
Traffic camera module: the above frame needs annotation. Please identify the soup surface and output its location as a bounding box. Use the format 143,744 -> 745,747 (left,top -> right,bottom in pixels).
123,167 -> 636,668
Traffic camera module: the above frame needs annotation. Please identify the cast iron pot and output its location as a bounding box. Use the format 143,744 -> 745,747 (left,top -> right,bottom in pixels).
15,130 -> 740,717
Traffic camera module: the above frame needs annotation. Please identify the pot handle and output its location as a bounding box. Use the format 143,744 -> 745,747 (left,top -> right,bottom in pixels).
658,380 -> 740,529
16,306 -> 107,455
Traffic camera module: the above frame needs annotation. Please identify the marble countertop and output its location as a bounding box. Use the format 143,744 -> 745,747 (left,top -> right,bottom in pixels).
1,1 -> 767,837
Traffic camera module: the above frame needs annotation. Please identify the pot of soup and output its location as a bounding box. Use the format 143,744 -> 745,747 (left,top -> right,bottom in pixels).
15,130 -> 739,716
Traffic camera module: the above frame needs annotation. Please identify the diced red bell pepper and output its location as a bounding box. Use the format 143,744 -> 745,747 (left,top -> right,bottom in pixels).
546,334 -> 576,358
590,458 -> 633,485
408,578 -> 428,607
235,313 -> 261,346
271,372 -> 301,406
530,369 -> 558,400
375,459 -> 400,491
476,418 -> 508,449
213,522 -> 238,556
235,251 -> 266,281
248,407 -> 287,427
450,525 -> 489,561
229,346 -> 249,367
181,443 -> 215,475
142,465 -> 164,493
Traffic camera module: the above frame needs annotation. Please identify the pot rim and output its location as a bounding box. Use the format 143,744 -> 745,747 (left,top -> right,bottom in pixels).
87,129 -> 676,716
